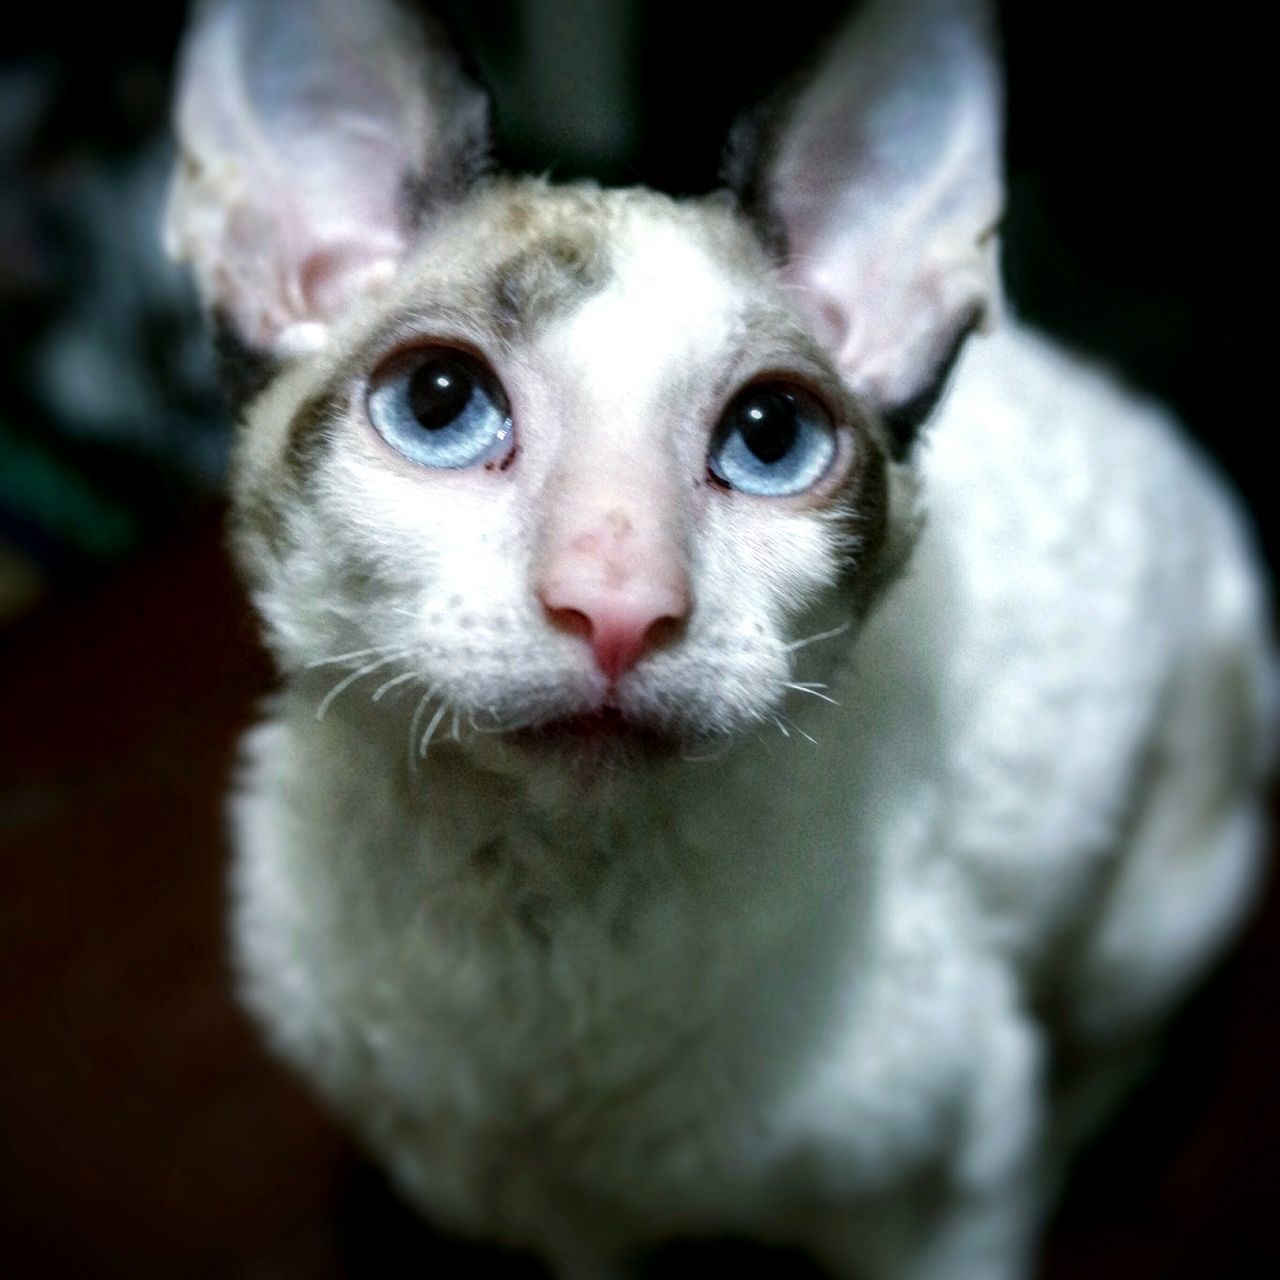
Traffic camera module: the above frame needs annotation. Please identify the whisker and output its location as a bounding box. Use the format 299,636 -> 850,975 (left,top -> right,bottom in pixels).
408,688 -> 434,769
777,712 -> 819,745
467,710 -> 526,736
419,702 -> 450,758
316,651 -> 408,720
372,671 -> 418,702
785,622 -> 851,653
785,682 -> 840,707
307,645 -> 396,669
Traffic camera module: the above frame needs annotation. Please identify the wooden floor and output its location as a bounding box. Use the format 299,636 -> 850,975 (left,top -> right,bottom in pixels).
2,512 -> 1276,1278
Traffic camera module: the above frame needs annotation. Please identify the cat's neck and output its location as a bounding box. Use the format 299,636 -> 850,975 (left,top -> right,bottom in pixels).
272,676 -> 850,893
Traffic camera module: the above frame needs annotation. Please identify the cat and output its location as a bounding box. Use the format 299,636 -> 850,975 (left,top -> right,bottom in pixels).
166,1 -> 1276,1277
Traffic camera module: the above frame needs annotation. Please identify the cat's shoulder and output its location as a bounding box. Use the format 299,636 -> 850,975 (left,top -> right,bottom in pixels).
925,321 -> 1263,620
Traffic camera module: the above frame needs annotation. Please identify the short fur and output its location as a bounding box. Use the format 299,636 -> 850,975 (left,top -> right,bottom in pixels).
167,3 -> 1276,1278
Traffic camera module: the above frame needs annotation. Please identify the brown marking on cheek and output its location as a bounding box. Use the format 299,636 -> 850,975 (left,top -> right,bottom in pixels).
572,531 -> 602,555
227,386 -> 331,582
828,419 -> 895,616
228,480 -> 292,584
284,385 -> 345,487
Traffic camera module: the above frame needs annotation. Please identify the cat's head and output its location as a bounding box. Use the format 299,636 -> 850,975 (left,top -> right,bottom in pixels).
166,0 -> 1001,771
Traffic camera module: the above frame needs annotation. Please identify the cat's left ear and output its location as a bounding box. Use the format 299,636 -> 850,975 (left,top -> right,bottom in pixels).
728,0 -> 1003,454
165,0 -> 489,355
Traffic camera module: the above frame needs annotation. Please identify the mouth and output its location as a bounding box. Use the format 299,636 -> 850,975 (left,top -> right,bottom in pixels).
507,705 -> 683,762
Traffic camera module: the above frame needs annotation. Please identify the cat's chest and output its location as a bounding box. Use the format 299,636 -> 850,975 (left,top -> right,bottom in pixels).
230,715 -> 998,1237
236,728 -> 856,1097
242,811 -> 803,1209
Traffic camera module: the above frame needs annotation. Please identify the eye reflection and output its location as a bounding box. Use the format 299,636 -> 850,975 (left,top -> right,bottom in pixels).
367,349 -> 512,469
708,383 -> 836,496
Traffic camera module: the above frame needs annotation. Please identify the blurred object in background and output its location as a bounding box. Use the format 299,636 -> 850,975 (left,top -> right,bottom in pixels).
0,12 -> 222,627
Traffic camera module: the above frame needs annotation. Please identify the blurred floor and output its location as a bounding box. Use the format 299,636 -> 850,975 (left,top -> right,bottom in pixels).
1,514 -> 1276,1278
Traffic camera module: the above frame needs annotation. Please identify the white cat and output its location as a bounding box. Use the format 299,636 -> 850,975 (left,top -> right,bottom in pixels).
166,2 -> 1276,1277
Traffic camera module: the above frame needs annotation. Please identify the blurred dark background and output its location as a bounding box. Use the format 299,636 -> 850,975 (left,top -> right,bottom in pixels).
2,2 -> 1275,1276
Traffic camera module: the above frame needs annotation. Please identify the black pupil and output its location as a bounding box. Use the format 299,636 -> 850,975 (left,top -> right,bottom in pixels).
736,390 -> 799,464
408,358 -> 474,431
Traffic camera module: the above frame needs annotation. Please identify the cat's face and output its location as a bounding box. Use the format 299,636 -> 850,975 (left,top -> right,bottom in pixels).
169,0 -> 1001,771
233,180 -> 901,769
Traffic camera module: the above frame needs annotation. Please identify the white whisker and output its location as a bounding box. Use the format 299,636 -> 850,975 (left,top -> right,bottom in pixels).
419,702 -> 449,758
372,671 -> 418,702
407,688 -> 435,769
777,712 -> 819,745
468,710 -> 524,736
307,645 -> 395,669
316,652 -> 407,720
785,682 -> 840,707
785,622 -> 850,653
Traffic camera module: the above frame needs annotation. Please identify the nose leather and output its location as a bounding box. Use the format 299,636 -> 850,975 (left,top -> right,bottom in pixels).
537,507 -> 691,682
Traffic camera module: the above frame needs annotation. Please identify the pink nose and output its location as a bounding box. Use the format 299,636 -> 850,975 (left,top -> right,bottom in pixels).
539,578 -> 691,682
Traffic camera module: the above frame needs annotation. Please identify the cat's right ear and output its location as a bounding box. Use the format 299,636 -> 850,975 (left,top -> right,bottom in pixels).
165,0 -> 489,357
726,0 -> 1002,457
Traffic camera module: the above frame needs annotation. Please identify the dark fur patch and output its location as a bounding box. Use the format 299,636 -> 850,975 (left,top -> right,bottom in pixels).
720,103 -> 790,261
228,478 -> 290,584
395,3 -> 494,233
228,384 -> 344,586
880,310 -> 982,459
284,386 -> 344,487
212,312 -> 279,418
491,232 -> 610,342
828,417 -> 896,618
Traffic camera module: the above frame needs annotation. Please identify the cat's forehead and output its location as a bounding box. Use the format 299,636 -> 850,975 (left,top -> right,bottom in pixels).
383,178 -> 830,380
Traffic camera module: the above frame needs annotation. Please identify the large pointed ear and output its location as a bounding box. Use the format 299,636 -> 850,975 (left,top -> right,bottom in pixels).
728,0 -> 1003,454
165,0 -> 489,355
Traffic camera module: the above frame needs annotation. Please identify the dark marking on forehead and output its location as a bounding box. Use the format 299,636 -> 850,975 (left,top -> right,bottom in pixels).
491,230 -> 610,341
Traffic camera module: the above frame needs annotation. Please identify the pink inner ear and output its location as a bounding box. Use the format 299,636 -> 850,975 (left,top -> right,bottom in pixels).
168,0 -> 490,351
298,243 -> 399,323
792,278 -> 850,359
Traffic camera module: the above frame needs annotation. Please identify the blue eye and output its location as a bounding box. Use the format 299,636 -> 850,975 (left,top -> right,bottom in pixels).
367,349 -> 512,469
708,383 -> 836,496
